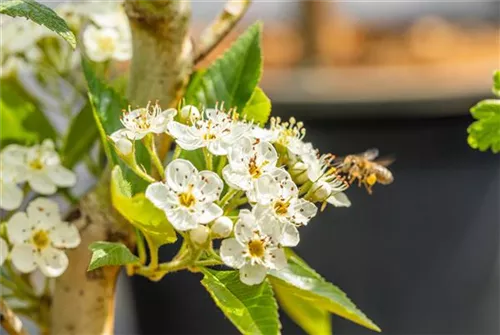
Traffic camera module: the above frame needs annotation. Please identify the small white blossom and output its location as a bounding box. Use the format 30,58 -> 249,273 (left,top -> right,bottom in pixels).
109,131 -> 133,156
83,24 -> 131,62
269,117 -> 307,157
211,216 -> 233,238
300,151 -> 350,206
146,159 -> 223,231
111,102 -> 177,144
220,209 -> 287,285
21,140 -> 76,195
0,237 -> 8,266
7,198 -> 81,277
223,138 -> 278,198
0,146 -> 26,210
254,169 -> 318,246
167,108 -> 248,156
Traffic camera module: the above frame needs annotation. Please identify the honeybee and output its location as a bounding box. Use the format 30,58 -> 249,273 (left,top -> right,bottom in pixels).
337,148 -> 394,194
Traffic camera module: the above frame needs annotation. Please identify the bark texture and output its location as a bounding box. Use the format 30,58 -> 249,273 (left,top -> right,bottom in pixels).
51,189 -> 133,335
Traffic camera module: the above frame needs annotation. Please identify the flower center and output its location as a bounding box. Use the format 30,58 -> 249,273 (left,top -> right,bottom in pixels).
178,191 -> 196,208
32,230 -> 50,250
29,158 -> 44,170
97,36 -> 116,54
273,200 -> 290,216
248,158 -> 262,178
248,239 -> 265,258
203,132 -> 217,141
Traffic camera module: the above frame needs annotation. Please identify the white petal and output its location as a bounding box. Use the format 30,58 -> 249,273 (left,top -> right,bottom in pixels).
220,238 -> 246,269
327,192 -> 352,208
166,208 -> 197,231
0,238 -> 8,266
167,122 -> 203,150
207,140 -> 229,156
7,212 -> 32,244
110,130 -> 133,155
239,263 -> 267,285
180,105 -> 200,120
27,197 -> 61,226
255,141 -> 278,167
10,244 -> 37,273
266,248 -> 287,270
36,247 -> 68,277
197,203 -> 222,224
46,165 -> 77,188
290,198 -> 317,225
195,171 -> 223,202
254,174 -> 279,205
0,181 -> 23,211
28,173 -> 57,195
222,166 -> 251,191
234,210 -> 258,243
280,223 -> 300,247
145,182 -> 172,210
166,159 -> 197,192
50,222 -> 81,249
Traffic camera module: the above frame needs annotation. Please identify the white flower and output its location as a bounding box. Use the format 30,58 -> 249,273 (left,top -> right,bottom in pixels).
211,216 -> 233,238
254,169 -> 318,246
269,117 -> 307,156
167,108 -> 248,156
111,102 -> 177,142
145,159 -> 223,231
7,140 -> 77,195
0,145 -> 26,210
299,151 -> 350,206
223,138 -> 278,197
7,198 -> 81,277
83,25 -> 131,62
0,237 -> 8,266
220,209 -> 287,285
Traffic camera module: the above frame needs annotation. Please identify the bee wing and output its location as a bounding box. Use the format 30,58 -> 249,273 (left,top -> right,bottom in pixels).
361,148 -> 379,161
374,156 -> 395,167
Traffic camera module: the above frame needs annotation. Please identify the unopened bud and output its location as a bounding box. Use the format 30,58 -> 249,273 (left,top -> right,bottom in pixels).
180,105 -> 200,121
190,225 -> 210,246
289,162 -> 309,184
110,131 -> 133,156
211,216 -> 233,238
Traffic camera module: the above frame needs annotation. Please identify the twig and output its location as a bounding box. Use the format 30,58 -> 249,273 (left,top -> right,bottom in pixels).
0,299 -> 30,335
195,0 -> 251,64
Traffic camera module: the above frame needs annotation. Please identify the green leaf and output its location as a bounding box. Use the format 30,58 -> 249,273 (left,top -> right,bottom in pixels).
0,0 -> 76,48
242,86 -> 271,126
201,268 -> 281,335
185,23 -> 262,112
1,79 -> 56,144
111,166 -> 177,247
272,280 -> 331,335
62,103 -> 99,169
492,70 -> 500,97
88,241 -> 139,271
269,252 -> 381,333
467,99 -> 500,153
82,58 -> 150,192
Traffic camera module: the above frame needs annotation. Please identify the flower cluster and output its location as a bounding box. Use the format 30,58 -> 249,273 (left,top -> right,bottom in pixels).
113,103 -> 353,285
0,140 -> 77,211
0,140 -> 80,277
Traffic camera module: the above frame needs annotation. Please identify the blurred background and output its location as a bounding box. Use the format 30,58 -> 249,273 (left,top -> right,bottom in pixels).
125,1 -> 500,334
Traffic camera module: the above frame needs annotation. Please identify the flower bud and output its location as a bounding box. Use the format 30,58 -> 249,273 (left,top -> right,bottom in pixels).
190,225 -> 210,246
180,105 -> 200,122
211,216 -> 233,238
110,131 -> 133,156
289,162 -> 309,184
